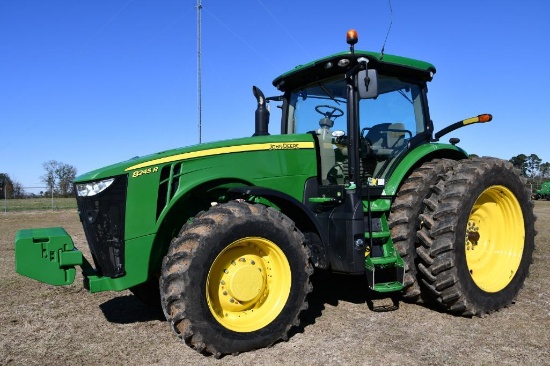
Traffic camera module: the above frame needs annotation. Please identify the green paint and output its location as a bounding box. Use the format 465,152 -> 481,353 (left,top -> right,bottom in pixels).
15,227 -> 84,286
383,143 -> 468,196
273,50 -> 436,91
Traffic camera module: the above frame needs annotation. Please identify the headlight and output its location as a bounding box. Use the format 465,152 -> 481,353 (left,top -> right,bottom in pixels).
76,178 -> 115,197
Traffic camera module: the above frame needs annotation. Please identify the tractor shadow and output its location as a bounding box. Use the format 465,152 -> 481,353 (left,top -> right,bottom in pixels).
290,269 -> 401,338
99,295 -> 165,324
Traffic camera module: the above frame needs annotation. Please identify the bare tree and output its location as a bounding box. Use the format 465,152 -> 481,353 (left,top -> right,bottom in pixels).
41,160 -> 78,197
56,163 -> 77,197
12,181 -> 24,198
41,161 -> 56,194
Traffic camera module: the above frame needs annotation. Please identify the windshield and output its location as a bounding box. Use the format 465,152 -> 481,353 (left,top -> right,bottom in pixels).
288,76 -> 347,134
288,75 -> 426,137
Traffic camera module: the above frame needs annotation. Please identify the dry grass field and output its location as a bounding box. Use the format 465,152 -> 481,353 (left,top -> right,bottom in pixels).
1,202 -> 549,365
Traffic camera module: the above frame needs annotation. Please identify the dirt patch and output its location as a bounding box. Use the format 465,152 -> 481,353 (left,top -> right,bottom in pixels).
1,203 -> 549,365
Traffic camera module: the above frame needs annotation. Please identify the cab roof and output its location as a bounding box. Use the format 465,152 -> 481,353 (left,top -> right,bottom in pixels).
272,50 -> 436,92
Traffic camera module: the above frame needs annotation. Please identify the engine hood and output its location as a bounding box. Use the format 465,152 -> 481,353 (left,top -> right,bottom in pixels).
74,134 -> 315,183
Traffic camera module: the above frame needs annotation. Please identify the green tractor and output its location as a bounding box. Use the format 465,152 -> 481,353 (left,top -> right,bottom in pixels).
15,30 -> 535,357
532,181 -> 550,200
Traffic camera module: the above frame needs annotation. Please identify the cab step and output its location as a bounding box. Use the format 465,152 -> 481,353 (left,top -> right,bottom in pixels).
365,242 -> 405,293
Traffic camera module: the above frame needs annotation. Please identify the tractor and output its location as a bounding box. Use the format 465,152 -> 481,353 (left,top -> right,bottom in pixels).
532,181 -> 550,200
15,30 -> 535,357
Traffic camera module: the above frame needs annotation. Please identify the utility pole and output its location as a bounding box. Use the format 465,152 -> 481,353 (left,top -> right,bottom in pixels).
2,180 -> 5,213
197,0 -> 202,143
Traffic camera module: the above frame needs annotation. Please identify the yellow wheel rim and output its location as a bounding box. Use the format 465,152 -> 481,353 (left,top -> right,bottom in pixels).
465,185 -> 524,293
206,237 -> 291,332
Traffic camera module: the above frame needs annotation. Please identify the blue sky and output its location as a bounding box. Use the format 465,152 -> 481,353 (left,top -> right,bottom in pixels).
1,1 -> 549,193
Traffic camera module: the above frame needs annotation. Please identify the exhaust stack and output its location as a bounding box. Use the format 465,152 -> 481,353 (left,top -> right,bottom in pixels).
252,86 -> 270,136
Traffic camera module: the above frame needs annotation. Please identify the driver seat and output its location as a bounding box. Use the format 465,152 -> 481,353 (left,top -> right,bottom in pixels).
387,123 -> 406,149
367,122 -> 406,159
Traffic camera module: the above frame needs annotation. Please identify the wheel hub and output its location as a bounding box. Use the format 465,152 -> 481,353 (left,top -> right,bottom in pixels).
206,237 -> 292,332
226,260 -> 264,302
466,221 -> 480,250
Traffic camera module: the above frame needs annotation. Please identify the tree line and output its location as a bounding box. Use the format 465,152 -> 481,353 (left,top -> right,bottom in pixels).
1,160 -> 77,199
1,154 -> 549,199
508,153 -> 550,182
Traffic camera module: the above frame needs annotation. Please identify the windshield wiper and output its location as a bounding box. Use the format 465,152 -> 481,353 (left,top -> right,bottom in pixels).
397,89 -> 413,104
317,82 -> 341,105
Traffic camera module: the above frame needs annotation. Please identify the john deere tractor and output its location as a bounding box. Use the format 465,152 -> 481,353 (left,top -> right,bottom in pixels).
532,181 -> 550,200
15,30 -> 535,357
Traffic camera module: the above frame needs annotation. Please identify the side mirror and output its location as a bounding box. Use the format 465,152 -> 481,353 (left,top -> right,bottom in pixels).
358,69 -> 378,99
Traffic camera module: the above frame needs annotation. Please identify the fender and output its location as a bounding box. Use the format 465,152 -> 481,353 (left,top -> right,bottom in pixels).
383,143 -> 468,196
228,186 -> 328,257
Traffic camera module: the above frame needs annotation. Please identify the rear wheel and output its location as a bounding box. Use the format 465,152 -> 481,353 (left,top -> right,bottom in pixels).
389,159 -> 457,302
416,157 -> 535,316
160,201 -> 312,357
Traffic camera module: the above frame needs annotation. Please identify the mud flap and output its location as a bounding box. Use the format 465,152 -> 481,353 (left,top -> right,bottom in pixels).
15,227 -> 84,286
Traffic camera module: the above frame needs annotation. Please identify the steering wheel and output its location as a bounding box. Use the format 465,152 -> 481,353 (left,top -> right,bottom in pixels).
315,105 -> 344,119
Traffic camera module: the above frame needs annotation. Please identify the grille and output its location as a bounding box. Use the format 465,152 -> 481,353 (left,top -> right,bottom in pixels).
76,175 -> 128,278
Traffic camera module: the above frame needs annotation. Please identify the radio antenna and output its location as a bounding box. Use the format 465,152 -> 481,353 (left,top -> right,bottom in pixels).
197,0 -> 202,143
379,0 -> 393,60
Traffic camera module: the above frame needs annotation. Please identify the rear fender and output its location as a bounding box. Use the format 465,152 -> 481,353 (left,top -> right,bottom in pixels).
383,143 -> 468,196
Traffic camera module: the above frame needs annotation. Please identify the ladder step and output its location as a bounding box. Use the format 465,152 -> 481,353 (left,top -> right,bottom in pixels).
365,257 -> 405,293
373,281 -> 404,292
368,256 -> 399,265
365,231 -> 390,239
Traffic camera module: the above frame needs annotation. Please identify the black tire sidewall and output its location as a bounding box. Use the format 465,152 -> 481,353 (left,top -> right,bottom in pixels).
452,162 -> 535,311
183,209 -> 309,354
390,159 -> 456,300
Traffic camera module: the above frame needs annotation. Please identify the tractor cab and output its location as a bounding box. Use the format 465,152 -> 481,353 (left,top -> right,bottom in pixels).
270,31 -> 436,190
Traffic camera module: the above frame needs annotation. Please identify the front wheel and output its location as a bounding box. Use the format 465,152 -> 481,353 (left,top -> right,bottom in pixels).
160,201 -> 312,357
416,157 -> 536,316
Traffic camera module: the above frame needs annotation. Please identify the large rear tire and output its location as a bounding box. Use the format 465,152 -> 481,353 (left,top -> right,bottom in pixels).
416,157 -> 535,316
160,201 -> 312,357
389,159 -> 458,302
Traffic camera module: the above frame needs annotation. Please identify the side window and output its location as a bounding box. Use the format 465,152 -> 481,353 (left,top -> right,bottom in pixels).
357,78 -> 426,178
359,82 -> 423,140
